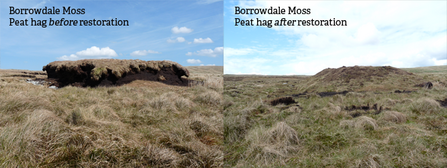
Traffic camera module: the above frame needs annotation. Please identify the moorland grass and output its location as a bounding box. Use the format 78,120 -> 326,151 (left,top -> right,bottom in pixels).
224,66 -> 447,167
0,68 -> 223,167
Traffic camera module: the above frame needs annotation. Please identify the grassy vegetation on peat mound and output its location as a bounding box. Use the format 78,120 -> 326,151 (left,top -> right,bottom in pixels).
301,65 -> 432,92
0,66 -> 223,167
43,59 -> 190,87
224,65 -> 447,167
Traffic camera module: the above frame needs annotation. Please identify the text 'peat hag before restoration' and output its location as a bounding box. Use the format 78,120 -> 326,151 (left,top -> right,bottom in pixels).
9,6 -> 129,28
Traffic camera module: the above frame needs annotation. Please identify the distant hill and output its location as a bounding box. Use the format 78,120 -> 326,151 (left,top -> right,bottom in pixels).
186,66 -> 223,74
298,65 -> 427,92
401,65 -> 447,74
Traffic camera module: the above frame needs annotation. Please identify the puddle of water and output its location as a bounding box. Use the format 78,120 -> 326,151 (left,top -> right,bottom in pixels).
26,79 -> 58,89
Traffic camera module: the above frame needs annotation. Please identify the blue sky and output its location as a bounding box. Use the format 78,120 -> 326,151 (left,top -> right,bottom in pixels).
0,0 -> 223,70
224,1 -> 447,75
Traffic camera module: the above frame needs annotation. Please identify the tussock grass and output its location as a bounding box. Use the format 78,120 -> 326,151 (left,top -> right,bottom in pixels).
411,97 -> 442,114
353,154 -> 383,168
224,65 -> 447,167
354,116 -> 378,130
286,106 -> 301,113
189,73 -> 224,89
326,103 -> 346,118
244,122 -> 299,165
381,111 -> 406,123
195,90 -> 222,106
340,116 -> 378,131
0,67 -> 223,167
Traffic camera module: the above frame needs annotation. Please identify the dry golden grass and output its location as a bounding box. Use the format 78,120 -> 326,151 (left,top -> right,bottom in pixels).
0,66 -> 223,167
411,97 -> 442,114
354,116 -> 378,130
340,116 -> 378,131
186,66 -> 222,75
244,122 -> 299,165
380,111 -> 407,123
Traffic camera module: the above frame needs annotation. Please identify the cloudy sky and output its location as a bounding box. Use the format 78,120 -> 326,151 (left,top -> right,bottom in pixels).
224,1 -> 446,75
0,0 -> 223,70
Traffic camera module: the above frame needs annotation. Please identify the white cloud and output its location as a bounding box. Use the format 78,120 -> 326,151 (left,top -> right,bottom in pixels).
187,59 -> 202,64
197,0 -> 221,4
355,23 -> 380,45
224,57 -> 271,75
434,59 -> 447,66
225,47 -> 257,57
225,1 -> 446,75
225,33 -> 446,75
172,26 -> 193,34
187,47 -> 223,57
177,37 -> 185,42
167,37 -> 186,43
130,50 -> 159,56
200,64 -> 216,66
57,46 -> 118,61
194,38 -> 213,43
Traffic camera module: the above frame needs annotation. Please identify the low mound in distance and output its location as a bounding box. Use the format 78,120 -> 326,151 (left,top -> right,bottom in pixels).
43,59 -> 190,87
314,66 -> 414,82
299,66 -> 428,92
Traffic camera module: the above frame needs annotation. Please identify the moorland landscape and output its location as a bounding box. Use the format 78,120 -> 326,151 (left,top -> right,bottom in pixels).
0,60 -> 223,167
224,65 -> 447,167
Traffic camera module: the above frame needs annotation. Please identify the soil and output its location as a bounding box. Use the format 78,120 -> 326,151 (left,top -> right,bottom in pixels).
318,91 -> 349,97
414,82 -> 433,89
437,98 -> 447,108
291,91 -> 349,98
42,59 -> 191,87
394,90 -> 413,93
345,103 -> 385,117
269,97 -> 296,106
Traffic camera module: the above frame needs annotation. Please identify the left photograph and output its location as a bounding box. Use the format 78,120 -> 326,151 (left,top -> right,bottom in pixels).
0,0 -> 223,167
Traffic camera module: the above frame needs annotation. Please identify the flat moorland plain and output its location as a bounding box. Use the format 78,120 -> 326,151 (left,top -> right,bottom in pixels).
224,65 -> 447,167
0,66 -> 223,167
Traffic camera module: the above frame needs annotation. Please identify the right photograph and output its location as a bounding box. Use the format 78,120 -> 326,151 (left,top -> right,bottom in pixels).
223,1 -> 447,167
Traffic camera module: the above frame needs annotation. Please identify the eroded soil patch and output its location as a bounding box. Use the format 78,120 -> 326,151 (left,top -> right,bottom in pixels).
394,90 -> 414,93
437,98 -> 447,108
269,97 -> 296,106
291,91 -> 349,98
345,103 -> 386,117
318,91 -> 349,97
43,59 -> 190,87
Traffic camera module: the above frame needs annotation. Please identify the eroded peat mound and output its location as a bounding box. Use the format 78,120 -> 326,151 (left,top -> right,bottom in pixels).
43,59 -> 190,87
300,65 -> 427,92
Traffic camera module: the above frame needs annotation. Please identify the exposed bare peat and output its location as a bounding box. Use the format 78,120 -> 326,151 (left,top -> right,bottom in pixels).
292,91 -> 350,98
414,82 -> 434,89
437,98 -> 447,108
269,97 -> 296,106
43,59 -> 191,87
344,103 -> 388,117
394,90 -> 413,93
